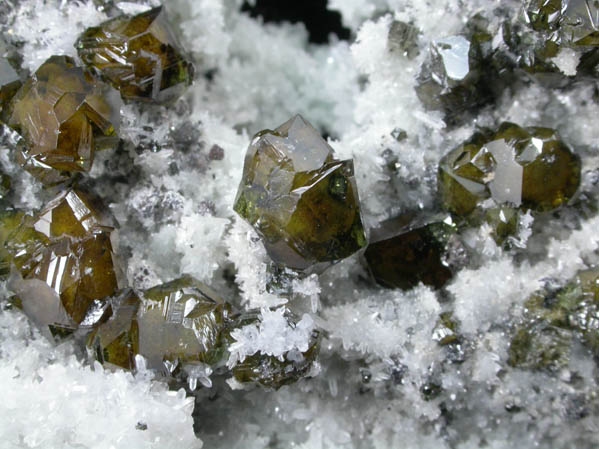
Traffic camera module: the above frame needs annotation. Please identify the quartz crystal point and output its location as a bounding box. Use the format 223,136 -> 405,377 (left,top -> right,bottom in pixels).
509,266 -> 599,370
0,58 -> 21,119
6,55 -> 121,185
4,188 -> 122,338
234,115 -> 367,274
364,213 -> 458,290
87,276 -> 320,389
438,122 -> 580,216
76,7 -> 194,104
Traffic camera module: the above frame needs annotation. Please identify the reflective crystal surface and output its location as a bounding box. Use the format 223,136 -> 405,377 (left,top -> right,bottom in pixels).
438,122 -> 581,216
6,55 -> 121,185
364,213 -> 458,290
76,7 -> 194,104
234,115 -> 367,274
5,188 -> 121,338
0,58 -> 21,119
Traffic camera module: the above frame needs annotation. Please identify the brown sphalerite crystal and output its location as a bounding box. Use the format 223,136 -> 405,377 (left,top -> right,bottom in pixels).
438,122 -> 581,217
76,6 -> 194,104
233,115 -> 366,275
5,188 -> 121,338
364,213 -> 458,290
6,55 -> 121,185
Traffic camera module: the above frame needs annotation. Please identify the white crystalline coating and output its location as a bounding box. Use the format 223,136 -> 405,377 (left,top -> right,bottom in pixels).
227,307 -> 315,367
486,139 -> 523,206
0,310 -> 200,449
436,35 -> 471,81
550,47 -> 581,77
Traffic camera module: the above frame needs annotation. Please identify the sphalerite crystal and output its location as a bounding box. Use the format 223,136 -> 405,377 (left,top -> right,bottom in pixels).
87,276 -> 320,388
233,115 -> 366,274
76,6 -> 194,104
6,55 -> 121,185
438,122 -> 581,217
4,188 -> 122,338
364,213 -> 458,290
509,266 -> 599,371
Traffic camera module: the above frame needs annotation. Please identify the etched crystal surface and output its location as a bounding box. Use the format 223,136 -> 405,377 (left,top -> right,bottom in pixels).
234,114 -> 366,274
76,7 -> 194,104
6,55 -> 121,184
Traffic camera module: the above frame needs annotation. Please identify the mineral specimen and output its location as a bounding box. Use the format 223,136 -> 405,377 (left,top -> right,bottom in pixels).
88,276 -> 320,389
438,122 -> 581,217
6,55 -> 121,185
5,188 -> 121,338
387,20 -> 420,59
233,114 -> 366,274
364,213 -> 458,290
76,7 -> 194,104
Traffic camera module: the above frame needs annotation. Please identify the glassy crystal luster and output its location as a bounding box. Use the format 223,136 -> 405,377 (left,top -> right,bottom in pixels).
364,213 -> 458,290
5,188 -> 121,338
234,115 -> 367,274
6,55 -> 121,185
438,122 -> 581,216
0,58 -> 21,119
76,6 -> 194,104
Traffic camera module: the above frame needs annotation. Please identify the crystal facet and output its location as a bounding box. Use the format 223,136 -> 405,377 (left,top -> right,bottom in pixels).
234,115 -> 367,274
364,213 -> 458,290
76,7 -> 194,104
0,58 -> 21,119
6,55 -> 121,184
5,189 -> 121,338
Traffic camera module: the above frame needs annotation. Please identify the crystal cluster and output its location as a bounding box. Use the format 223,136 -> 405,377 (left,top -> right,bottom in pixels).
509,267 -> 599,371
0,58 -> 21,118
5,55 -> 121,184
234,114 -> 366,274
76,7 -> 194,104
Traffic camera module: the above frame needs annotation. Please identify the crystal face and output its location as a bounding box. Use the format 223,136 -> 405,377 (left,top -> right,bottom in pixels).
438,122 -> 581,216
233,115 -> 367,274
5,189 -> 121,338
6,55 -> 122,185
76,6 -> 194,104
0,58 -> 21,119
364,213 -> 458,290
88,276 -> 320,389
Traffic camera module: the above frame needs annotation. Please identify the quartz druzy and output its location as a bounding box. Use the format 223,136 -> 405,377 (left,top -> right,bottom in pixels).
438,122 -> 581,217
6,55 -> 121,185
88,276 -> 232,373
4,188 -> 121,338
76,6 -> 194,104
364,213 -> 458,290
509,266 -> 599,370
234,115 -> 366,274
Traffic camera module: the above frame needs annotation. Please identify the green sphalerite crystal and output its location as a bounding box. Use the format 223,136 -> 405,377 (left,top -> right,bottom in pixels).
415,27 -> 494,124
364,213 -> 457,290
5,188 -> 121,338
6,55 -> 121,185
76,6 -> 194,104
509,266 -> 599,371
525,0 -> 566,32
234,115 -> 367,274
438,122 -> 580,216
387,20 -> 420,59
87,277 -> 320,388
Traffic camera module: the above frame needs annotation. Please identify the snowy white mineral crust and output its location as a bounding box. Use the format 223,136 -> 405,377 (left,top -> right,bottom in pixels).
2,0 -> 599,448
